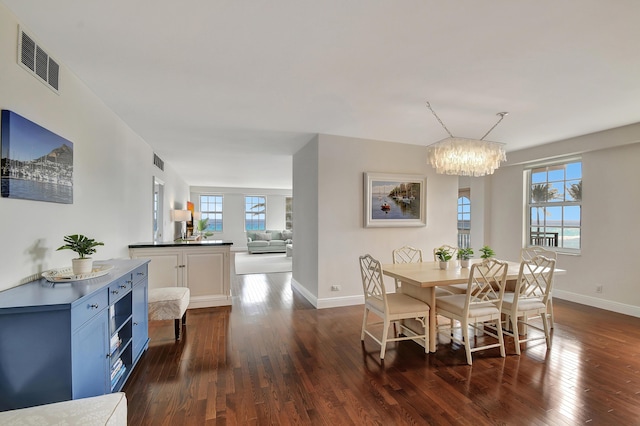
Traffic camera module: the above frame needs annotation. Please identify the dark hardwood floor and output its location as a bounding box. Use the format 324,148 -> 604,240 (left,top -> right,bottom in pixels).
124,271 -> 640,425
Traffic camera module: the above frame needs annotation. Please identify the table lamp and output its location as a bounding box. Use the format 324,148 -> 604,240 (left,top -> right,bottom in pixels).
171,209 -> 192,240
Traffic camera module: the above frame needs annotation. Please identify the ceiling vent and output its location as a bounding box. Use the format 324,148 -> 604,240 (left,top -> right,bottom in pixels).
18,27 -> 59,93
153,153 -> 164,171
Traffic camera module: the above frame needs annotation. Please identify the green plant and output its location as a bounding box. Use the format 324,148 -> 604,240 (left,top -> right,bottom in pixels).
479,245 -> 495,259
457,247 -> 474,260
57,234 -> 104,258
435,246 -> 453,262
196,218 -> 209,232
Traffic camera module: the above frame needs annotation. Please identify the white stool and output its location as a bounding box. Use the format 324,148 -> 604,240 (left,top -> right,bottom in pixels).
148,287 -> 190,340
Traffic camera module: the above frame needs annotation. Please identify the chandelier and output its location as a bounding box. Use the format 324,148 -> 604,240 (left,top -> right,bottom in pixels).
426,102 -> 508,177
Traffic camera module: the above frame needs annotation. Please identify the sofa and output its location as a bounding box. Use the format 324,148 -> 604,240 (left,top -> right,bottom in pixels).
246,229 -> 292,254
0,392 -> 127,425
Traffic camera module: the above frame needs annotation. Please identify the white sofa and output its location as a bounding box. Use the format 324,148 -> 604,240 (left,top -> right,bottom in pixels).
0,392 -> 127,425
246,229 -> 292,254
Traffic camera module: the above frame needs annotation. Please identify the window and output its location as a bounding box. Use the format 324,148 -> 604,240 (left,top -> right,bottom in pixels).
245,196 -> 266,231
200,195 -> 223,232
457,189 -> 471,248
527,159 -> 582,251
457,195 -> 470,230
285,197 -> 293,230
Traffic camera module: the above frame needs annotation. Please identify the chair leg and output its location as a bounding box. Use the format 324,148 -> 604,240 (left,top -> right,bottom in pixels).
423,319 -> 429,354
361,308 -> 369,341
512,315 -> 521,355
462,320 -> 472,365
547,298 -> 555,329
380,318 -> 390,359
174,318 -> 181,340
541,312 -> 551,349
496,318 -> 506,358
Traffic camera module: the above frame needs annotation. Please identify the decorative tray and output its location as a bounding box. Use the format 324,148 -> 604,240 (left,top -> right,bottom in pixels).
42,264 -> 114,283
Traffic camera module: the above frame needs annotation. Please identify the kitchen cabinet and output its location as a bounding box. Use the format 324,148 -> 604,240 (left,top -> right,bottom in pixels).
129,241 -> 233,308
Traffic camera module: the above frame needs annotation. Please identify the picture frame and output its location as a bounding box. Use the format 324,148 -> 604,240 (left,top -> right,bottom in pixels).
1,110 -> 74,204
364,172 -> 426,228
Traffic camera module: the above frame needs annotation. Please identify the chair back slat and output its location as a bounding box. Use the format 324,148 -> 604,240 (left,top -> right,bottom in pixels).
359,254 -> 387,307
466,258 -> 509,310
393,246 -> 423,264
521,246 -> 557,261
515,255 -> 556,305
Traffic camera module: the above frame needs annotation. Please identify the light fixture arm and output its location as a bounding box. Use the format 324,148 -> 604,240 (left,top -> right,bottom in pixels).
480,112 -> 509,141
426,101 -> 508,140
425,101 -> 453,138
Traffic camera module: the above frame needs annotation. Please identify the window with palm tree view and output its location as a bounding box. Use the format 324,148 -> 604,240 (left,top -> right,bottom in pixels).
200,195 -> 223,232
245,196 -> 266,231
528,159 -> 582,251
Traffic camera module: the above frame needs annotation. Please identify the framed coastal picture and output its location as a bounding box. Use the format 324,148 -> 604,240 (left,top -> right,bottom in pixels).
1,110 -> 74,204
364,172 -> 426,228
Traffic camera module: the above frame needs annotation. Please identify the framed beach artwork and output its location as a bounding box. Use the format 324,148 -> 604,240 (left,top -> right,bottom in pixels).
364,172 -> 426,228
1,110 -> 74,204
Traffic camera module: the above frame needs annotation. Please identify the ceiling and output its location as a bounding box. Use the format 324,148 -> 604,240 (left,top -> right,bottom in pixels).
3,1 -> 640,189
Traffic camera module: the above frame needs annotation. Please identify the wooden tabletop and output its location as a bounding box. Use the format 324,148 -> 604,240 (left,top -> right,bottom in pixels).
381,259 -> 560,288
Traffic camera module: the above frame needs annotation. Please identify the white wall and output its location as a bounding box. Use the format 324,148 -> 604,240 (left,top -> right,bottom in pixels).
489,123 -> 640,317
292,134 -> 458,308
291,136 -> 319,302
190,186 -> 292,250
0,5 -> 189,290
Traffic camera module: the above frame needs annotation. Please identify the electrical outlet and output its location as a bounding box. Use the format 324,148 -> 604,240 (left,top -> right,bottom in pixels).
596,285 -> 603,294
331,285 -> 341,291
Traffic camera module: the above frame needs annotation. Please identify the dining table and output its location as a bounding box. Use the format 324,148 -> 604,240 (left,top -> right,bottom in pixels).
381,258 -> 563,352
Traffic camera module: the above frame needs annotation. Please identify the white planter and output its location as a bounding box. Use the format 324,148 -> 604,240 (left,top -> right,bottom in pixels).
460,259 -> 470,268
72,258 -> 93,275
439,261 -> 448,270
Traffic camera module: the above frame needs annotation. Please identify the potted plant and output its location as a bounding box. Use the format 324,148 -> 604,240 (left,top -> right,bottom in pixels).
457,247 -> 474,268
434,246 -> 453,270
195,218 -> 214,239
57,234 -> 104,275
479,245 -> 495,260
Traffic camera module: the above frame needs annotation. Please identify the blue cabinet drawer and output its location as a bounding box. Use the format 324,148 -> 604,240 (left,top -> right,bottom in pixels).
72,288 -> 108,330
132,264 -> 147,284
108,276 -> 132,304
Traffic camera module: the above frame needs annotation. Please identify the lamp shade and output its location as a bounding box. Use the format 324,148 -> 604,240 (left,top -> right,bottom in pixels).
427,137 -> 506,177
170,209 -> 192,222
192,211 -> 201,221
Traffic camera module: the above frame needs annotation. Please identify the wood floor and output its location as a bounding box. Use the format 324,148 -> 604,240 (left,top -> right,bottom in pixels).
124,271 -> 640,425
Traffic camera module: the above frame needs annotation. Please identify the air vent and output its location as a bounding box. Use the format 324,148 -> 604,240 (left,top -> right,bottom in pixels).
18,27 -> 59,93
153,153 -> 164,171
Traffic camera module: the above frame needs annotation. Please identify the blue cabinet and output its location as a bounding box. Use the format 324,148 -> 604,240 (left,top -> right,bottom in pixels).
0,259 -> 149,411
72,303 -> 109,398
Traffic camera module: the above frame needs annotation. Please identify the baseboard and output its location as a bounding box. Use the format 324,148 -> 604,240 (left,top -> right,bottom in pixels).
316,295 -> 364,309
291,278 -> 318,307
290,278 -> 364,309
188,295 -> 232,309
554,290 -> 640,318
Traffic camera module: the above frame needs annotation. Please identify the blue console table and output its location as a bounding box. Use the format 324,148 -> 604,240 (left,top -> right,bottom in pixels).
0,258 -> 150,411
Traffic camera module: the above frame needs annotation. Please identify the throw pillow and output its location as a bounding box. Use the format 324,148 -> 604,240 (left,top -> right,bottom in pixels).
254,232 -> 271,241
282,230 -> 293,240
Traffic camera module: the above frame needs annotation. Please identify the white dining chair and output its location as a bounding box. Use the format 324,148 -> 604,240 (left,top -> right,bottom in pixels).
392,245 -> 423,292
521,246 -> 557,329
359,254 -> 430,360
501,255 -> 556,355
435,258 -> 509,365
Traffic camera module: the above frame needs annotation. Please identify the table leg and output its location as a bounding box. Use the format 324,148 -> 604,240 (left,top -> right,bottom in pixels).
428,287 -> 436,352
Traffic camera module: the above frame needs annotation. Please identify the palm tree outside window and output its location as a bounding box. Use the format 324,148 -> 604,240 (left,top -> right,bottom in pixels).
245,196 -> 266,231
527,159 -> 582,251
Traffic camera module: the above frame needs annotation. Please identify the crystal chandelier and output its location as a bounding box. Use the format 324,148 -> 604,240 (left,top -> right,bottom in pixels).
426,102 -> 508,177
